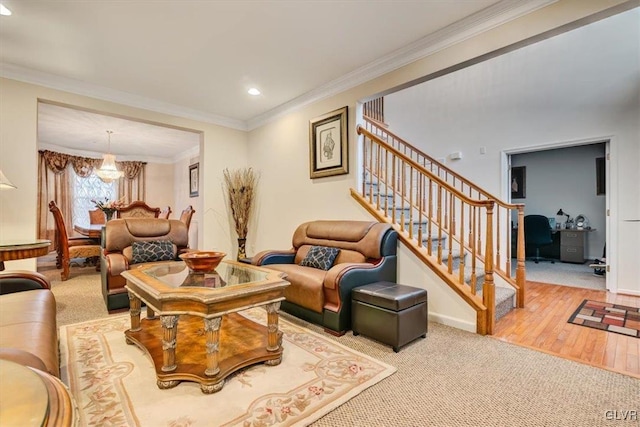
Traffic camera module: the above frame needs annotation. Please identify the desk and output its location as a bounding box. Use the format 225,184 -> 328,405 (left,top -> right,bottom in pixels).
73,224 -> 103,239
0,239 -> 51,271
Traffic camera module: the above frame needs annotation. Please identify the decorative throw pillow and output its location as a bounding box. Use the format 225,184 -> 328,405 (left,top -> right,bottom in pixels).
131,240 -> 175,264
300,246 -> 340,270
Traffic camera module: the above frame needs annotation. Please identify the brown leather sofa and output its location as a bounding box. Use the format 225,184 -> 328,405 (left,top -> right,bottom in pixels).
0,271 -> 60,378
101,218 -> 189,311
252,220 -> 398,334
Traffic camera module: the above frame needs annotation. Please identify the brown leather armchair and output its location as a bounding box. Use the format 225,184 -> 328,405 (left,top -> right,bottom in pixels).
252,220 -> 397,335
101,218 -> 189,311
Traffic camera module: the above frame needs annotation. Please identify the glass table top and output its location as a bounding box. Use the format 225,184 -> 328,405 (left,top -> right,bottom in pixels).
140,261 -> 270,289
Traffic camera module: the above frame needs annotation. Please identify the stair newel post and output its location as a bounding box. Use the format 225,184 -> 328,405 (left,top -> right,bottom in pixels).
447,194 -> 454,273
470,205 -> 477,295
400,160 -> 406,233
417,174 -> 424,248
408,166 -> 414,239
516,206 -> 526,308
458,198 -> 465,284
483,203 -> 496,335
391,154 -> 397,224
368,138 -> 374,205
427,177 -> 433,256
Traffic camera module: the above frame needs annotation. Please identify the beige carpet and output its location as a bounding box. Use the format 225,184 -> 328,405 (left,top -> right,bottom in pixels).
43,257 -> 640,426
59,309 -> 396,427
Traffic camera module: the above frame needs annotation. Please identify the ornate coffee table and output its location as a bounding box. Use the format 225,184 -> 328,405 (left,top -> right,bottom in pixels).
122,260 -> 289,394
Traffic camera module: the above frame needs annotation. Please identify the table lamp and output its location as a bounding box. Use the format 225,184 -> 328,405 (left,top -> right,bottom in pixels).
556,209 -> 569,228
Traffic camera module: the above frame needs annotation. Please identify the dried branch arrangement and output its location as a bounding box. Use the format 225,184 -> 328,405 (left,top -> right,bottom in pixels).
222,167 -> 258,239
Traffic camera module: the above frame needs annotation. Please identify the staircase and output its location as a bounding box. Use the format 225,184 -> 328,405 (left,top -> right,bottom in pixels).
351,115 -> 526,335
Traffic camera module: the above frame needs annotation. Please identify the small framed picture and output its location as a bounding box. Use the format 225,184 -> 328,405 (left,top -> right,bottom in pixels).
189,163 -> 199,197
510,166 -> 526,199
309,106 -> 348,179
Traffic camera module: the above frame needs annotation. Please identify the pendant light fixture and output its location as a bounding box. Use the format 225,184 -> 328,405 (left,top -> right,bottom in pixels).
95,130 -> 124,183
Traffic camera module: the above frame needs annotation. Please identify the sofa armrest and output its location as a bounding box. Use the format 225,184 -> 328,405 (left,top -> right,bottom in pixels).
252,249 -> 296,266
0,271 -> 51,295
104,253 -> 129,277
0,348 -> 49,373
322,257 -> 397,312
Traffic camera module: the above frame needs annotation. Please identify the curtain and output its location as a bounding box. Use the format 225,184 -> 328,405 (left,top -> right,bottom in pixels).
118,161 -> 146,203
38,150 -> 147,243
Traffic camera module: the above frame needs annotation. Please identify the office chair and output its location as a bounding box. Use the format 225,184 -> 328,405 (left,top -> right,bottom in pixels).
524,214 -> 555,264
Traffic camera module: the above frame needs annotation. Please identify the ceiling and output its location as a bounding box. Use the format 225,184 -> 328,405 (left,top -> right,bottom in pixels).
1,0 -> 557,161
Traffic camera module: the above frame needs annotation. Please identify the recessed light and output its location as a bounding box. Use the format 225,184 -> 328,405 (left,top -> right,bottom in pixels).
247,88 -> 261,96
0,4 -> 12,16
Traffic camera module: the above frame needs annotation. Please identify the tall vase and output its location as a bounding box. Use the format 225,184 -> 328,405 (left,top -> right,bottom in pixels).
237,238 -> 247,261
105,210 -> 114,221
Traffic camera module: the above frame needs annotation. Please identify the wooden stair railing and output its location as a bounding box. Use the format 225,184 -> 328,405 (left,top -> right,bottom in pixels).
361,117 -> 526,308
354,124 -> 500,335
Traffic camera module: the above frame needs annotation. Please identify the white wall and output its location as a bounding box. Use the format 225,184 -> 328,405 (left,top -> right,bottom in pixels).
511,144 -> 606,259
173,154 -> 202,249
144,162 -> 175,210
384,8 -> 639,295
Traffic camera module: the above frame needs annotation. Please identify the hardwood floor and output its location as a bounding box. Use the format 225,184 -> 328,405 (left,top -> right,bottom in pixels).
493,281 -> 640,378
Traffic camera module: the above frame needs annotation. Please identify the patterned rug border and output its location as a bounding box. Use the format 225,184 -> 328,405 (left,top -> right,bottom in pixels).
567,299 -> 640,338
60,310 -> 397,426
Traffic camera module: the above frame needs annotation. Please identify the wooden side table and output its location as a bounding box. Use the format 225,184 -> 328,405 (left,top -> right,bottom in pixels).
0,239 -> 51,271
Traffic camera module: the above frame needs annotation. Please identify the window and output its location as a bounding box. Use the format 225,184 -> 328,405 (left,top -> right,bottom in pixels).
72,171 -> 117,228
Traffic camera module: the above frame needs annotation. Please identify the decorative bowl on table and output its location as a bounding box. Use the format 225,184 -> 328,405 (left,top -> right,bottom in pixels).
179,251 -> 226,273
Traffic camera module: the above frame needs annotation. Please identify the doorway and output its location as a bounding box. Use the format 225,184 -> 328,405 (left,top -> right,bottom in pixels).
506,140 -> 609,291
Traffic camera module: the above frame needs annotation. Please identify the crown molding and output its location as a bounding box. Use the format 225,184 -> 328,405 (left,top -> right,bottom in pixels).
245,0 -> 557,130
2,0 -> 555,133
0,64 -> 247,131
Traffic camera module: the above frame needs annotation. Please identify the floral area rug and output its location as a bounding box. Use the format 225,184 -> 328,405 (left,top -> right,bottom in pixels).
59,309 -> 396,426
568,299 -> 640,338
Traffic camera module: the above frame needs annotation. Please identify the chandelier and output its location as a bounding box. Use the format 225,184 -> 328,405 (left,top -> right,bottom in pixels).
95,130 -> 124,183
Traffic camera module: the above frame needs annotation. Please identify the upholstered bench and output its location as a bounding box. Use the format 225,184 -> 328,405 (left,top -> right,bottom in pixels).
352,281 -> 428,352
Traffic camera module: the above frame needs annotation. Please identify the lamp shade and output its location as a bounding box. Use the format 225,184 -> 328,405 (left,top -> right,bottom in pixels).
0,169 -> 17,190
95,153 -> 124,183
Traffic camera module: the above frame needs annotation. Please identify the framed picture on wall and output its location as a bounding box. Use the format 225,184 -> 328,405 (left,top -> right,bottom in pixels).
189,163 -> 199,198
510,166 -> 526,199
309,106 -> 348,179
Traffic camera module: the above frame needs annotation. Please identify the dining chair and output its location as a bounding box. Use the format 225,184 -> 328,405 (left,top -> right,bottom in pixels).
179,205 -> 195,229
158,206 -> 172,219
116,201 -> 161,218
89,208 -> 106,225
48,201 -> 102,281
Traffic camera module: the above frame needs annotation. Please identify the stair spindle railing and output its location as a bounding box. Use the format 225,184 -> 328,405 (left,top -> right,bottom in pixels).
361,117 -> 526,308
355,123 -> 497,335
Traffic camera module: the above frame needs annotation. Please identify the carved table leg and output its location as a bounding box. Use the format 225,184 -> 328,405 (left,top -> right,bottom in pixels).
204,317 -> 221,377
128,292 -> 142,332
160,315 -> 179,372
264,302 -> 282,366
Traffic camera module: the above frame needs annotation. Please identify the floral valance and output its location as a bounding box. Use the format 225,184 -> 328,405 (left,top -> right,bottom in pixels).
39,150 -> 146,179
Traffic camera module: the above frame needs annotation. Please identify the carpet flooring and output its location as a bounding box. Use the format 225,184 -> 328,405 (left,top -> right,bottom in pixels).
41,258 -> 640,426
568,299 -> 640,338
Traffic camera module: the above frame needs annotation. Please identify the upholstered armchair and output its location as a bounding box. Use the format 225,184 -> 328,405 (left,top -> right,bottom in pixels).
252,220 -> 398,334
101,218 -> 189,311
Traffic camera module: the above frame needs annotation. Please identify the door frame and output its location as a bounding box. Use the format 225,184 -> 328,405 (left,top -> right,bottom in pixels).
501,135 -> 614,292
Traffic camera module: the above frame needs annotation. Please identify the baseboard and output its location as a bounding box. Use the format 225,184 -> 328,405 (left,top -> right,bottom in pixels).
428,312 -> 476,333
614,288 -> 640,297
